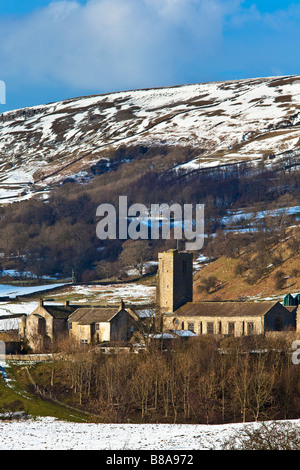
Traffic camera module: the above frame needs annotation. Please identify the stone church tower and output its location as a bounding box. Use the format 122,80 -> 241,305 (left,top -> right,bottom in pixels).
156,250 -> 193,326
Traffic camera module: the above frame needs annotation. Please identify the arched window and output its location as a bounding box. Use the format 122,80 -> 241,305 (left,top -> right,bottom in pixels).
37,317 -> 46,335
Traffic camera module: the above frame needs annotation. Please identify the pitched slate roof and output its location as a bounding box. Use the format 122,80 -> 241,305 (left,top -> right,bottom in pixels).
42,305 -> 79,319
167,301 -> 285,318
68,307 -> 120,325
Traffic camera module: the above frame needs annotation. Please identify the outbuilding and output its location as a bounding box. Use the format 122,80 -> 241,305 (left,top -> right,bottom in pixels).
67,301 -> 138,344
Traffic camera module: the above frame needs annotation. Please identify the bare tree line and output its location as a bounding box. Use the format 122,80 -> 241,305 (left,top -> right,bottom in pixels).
30,335 -> 300,425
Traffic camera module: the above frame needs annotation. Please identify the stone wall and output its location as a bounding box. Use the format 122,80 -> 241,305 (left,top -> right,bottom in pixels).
164,314 -> 263,337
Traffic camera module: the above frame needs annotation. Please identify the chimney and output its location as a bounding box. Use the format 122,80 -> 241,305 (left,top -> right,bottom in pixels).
64,300 -> 70,307
297,306 -> 300,333
39,298 -> 44,308
120,299 -> 125,311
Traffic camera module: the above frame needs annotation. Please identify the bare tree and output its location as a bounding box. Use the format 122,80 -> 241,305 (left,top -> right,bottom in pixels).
248,352 -> 276,422
233,353 -> 251,423
119,240 -> 152,276
198,275 -> 218,294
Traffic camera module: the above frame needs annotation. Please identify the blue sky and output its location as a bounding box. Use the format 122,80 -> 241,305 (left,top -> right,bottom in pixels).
0,0 -> 300,112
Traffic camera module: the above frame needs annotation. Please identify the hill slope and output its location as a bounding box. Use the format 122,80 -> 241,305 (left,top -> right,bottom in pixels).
1,75 -> 300,203
194,227 -> 300,302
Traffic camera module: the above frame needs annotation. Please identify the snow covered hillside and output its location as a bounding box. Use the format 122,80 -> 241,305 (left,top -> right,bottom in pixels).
1,75 -> 300,203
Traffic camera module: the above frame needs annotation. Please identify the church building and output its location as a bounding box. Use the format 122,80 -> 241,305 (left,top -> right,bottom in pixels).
157,250 -> 297,337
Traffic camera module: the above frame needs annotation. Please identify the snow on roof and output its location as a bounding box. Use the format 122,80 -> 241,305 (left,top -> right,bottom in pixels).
149,332 -> 175,339
171,329 -> 198,337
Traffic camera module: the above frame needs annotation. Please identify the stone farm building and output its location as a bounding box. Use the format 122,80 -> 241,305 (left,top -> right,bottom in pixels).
19,300 -> 78,350
67,302 -> 138,344
19,299 -> 138,349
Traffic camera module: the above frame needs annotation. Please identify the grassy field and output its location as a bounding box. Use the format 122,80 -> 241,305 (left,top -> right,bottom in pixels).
0,361 -> 90,422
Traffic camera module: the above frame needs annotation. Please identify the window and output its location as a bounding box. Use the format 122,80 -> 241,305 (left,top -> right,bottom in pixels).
68,322 -> 72,330
228,322 -> 235,336
96,323 -> 100,331
188,322 -> 194,332
80,339 -> 88,344
199,321 -> 202,334
37,318 -> 46,335
207,322 -> 214,334
275,316 -> 283,331
247,322 -> 254,335
218,321 -> 222,334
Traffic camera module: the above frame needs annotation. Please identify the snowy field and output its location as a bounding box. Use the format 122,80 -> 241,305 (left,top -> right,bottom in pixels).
0,280 -> 156,329
0,417 -> 297,450
50,283 -> 156,305
0,282 -> 67,330
0,282 -> 67,299
0,301 -> 38,329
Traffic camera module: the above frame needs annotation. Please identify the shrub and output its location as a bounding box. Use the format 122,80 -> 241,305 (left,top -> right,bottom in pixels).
221,421 -> 300,450
274,270 -> 286,290
198,275 -> 218,293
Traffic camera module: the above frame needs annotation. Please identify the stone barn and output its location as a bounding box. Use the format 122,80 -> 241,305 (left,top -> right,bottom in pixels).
67,301 -> 139,344
19,300 -> 78,350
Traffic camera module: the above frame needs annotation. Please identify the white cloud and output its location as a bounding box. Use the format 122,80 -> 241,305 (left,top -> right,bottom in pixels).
0,0 -> 237,93
1,0 -> 299,103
